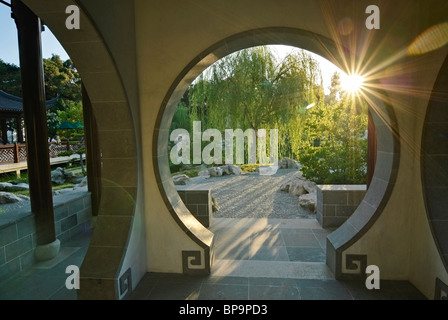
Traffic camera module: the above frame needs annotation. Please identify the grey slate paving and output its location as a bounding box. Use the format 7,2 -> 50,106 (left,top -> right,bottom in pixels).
0,218 -> 428,300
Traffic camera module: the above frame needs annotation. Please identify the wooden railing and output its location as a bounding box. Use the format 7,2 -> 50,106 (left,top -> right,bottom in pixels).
0,143 -> 27,163
0,140 -> 84,164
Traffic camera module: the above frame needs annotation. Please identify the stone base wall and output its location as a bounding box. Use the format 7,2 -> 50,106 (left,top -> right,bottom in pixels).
176,186 -> 212,228
317,185 -> 366,228
0,191 -> 92,283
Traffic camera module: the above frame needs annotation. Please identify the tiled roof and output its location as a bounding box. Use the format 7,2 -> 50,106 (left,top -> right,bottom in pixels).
0,90 -> 57,113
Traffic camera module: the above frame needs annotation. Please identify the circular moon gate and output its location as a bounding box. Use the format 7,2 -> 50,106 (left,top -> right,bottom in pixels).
154,27 -> 400,278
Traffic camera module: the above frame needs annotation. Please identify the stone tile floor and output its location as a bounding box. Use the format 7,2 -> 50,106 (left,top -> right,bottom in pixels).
128,218 -> 427,300
128,272 -> 427,300
0,217 -> 427,300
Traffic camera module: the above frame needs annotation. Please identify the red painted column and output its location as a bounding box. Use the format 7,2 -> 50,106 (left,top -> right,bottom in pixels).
12,0 -> 56,247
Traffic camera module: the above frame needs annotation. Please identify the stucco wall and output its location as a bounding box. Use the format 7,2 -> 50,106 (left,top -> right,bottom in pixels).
20,0 -> 448,299
134,0 -> 448,298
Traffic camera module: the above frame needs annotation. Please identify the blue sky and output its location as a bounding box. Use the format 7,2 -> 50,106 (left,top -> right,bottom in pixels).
0,3 -> 69,66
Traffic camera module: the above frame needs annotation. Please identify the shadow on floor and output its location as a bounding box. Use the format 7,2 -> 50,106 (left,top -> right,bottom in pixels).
0,218 -> 427,300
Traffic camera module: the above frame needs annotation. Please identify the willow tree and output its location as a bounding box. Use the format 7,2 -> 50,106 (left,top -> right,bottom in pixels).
187,46 -> 323,160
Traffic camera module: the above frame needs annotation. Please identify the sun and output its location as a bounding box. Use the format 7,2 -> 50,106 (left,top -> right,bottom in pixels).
341,73 -> 365,94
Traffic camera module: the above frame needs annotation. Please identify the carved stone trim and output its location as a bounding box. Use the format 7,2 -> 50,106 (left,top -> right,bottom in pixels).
119,267 -> 132,299
182,250 -> 211,275
435,278 -> 448,300
341,254 -> 367,279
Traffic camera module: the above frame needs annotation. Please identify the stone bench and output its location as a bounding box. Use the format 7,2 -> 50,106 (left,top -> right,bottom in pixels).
176,185 -> 213,228
316,185 -> 366,228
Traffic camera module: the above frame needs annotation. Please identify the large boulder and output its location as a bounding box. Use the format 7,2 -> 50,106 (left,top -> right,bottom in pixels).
0,182 -> 29,192
51,167 -> 66,185
73,176 -> 88,190
173,174 -> 190,185
279,157 -> 301,169
280,172 -> 317,213
280,172 -> 317,197
196,165 -> 243,178
208,167 -> 223,177
51,167 -> 84,185
221,164 -> 242,176
299,193 -> 316,213
0,191 -> 29,204
198,169 -> 210,178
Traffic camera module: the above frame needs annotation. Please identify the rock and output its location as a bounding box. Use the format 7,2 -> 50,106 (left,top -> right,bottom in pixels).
73,176 -> 88,190
280,172 -> 316,197
51,167 -> 84,185
16,195 -> 30,201
52,188 -> 73,196
279,157 -> 301,169
202,165 -> 242,177
0,182 -> 13,191
256,165 -> 279,176
68,175 -> 85,184
299,193 -> 316,213
173,174 -> 190,185
221,164 -> 242,176
212,197 -> 219,212
0,182 -> 29,192
198,169 -> 210,178
208,167 -> 223,177
51,167 -> 67,185
0,191 -> 28,204
16,183 -> 30,190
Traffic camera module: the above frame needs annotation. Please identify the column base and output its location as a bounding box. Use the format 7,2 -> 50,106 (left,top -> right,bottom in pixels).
34,239 -> 61,261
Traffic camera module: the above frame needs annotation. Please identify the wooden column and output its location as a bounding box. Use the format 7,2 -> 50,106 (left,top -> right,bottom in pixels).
0,119 -> 7,144
367,109 -> 377,188
82,84 -> 102,216
12,0 -> 56,246
16,116 -> 23,143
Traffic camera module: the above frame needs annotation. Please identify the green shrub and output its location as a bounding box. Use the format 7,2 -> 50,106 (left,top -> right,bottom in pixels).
58,150 -> 74,157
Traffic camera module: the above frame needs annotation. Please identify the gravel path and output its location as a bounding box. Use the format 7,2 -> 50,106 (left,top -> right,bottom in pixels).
188,169 -> 316,219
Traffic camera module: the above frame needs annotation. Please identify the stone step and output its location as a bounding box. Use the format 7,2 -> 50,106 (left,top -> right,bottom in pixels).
211,259 -> 334,280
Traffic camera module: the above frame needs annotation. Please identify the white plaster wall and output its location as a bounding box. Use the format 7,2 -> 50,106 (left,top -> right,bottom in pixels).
21,0 -> 448,299
135,0 -> 448,295
344,48 -> 448,298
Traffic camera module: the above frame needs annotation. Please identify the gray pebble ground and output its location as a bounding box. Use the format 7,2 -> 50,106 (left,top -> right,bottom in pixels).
188,168 -> 315,219
0,169 -> 315,220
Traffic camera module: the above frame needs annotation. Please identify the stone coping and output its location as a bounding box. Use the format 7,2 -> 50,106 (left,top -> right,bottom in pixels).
317,184 -> 367,191
0,189 -> 89,228
175,184 -> 212,191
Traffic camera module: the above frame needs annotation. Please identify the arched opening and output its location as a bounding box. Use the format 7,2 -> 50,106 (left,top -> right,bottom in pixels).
421,52 -> 448,273
154,27 -> 399,279
168,44 -> 370,277
0,0 -> 94,263
0,0 -> 138,300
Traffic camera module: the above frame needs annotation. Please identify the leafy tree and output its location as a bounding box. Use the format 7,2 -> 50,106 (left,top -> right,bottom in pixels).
0,59 -> 21,96
190,46 -> 320,131
56,101 -> 84,139
0,55 -> 81,104
43,54 -> 81,107
0,55 -> 83,140
170,102 -> 191,133
170,47 -> 368,184
325,71 -> 342,103
298,90 -> 368,184
46,111 -> 59,138
185,46 -> 323,163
